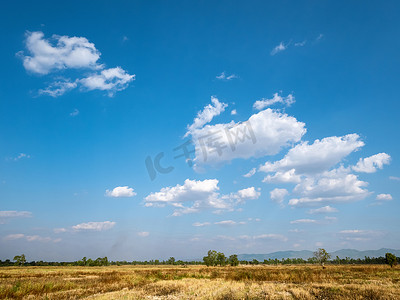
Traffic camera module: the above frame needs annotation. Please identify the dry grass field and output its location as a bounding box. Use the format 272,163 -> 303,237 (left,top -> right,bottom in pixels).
0,264 -> 399,299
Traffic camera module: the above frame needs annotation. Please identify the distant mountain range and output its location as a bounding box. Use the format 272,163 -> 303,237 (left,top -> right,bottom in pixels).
237,248 -> 400,261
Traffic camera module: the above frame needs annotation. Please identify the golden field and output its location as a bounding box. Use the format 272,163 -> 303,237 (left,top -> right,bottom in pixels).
1,264 -> 399,299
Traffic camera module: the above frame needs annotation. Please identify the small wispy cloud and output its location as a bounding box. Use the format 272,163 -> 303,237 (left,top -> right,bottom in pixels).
216,72 -> 238,80
339,229 -> 384,242
39,79 -> 77,97
389,176 -> 400,181
294,40 -> 306,47
4,233 -> 61,243
192,222 -> 211,227
315,33 -> 324,42
243,168 -> 256,178
376,194 -> 393,201
71,221 -> 116,231
105,186 -> 136,198
271,42 -> 287,55
308,206 -> 338,214
369,193 -> 393,206
0,211 -> 32,224
137,231 -> 149,237
271,34 -> 323,55
214,220 -> 246,226
239,234 -> 288,242
290,219 -> 317,224
8,153 -> 31,161
253,92 -> 295,110
69,108 -> 79,117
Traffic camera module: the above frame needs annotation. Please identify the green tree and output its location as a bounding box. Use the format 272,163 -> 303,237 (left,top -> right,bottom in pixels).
167,257 -> 175,265
313,248 -> 330,267
385,253 -> 397,268
203,250 -> 218,266
13,254 -> 26,266
216,252 -> 227,266
228,254 -> 239,266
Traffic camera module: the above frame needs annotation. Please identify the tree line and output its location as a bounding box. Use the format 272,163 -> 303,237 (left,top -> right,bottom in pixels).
1,249 -> 398,267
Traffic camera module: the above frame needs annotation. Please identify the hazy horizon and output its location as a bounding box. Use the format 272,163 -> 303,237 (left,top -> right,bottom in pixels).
1,0 -> 399,262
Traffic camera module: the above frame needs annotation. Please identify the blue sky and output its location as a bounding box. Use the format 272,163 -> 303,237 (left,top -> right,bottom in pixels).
0,0 -> 399,261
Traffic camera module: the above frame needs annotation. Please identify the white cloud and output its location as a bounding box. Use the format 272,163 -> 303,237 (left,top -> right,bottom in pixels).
216,72 -> 237,80
185,96 -> 228,137
243,168 -> 256,178
214,220 -> 246,226
144,179 -> 259,216
325,216 -> 337,222
137,231 -> 149,237
39,79 -> 77,97
0,211 -> 32,218
290,219 -> 317,224
25,235 -> 52,242
270,188 -> 289,205
236,234 -> 288,242
188,108 -> 306,167
338,229 -> 383,242
216,72 -> 225,79
295,41 -> 306,47
308,205 -> 338,214
145,179 -> 220,207
216,235 -> 236,241
315,34 -> 324,41
72,221 -> 115,231
19,31 -> 135,97
253,93 -> 295,110
9,153 -> 31,161
376,194 -> 392,201
231,109 -> 237,115
289,167 -> 370,207
262,169 -> 301,183
105,186 -> 136,198
4,233 -> 25,240
69,108 -> 79,117
389,176 -> 400,181
352,153 -> 391,173
260,132 -> 389,210
289,229 -> 303,233
271,42 -> 287,55
4,233 -> 60,243
0,211 -> 32,224
192,222 -> 211,227
19,31 -> 102,75
80,67 -> 135,96
236,187 -> 260,201
260,134 -> 364,175
253,234 -> 288,242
